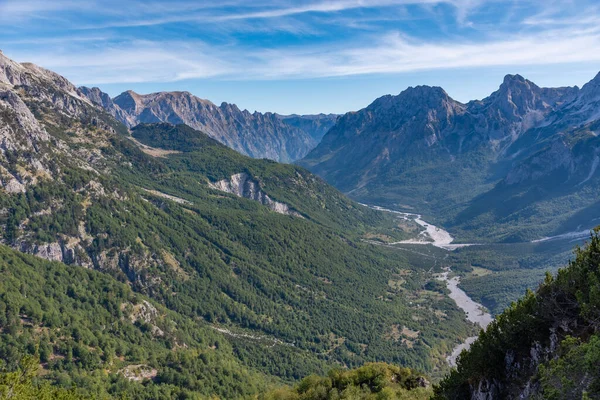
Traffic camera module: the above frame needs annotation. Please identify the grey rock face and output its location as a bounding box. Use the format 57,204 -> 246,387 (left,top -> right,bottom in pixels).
115,90 -> 316,162
468,74 -> 579,143
1,52 -> 91,110
79,86 -> 134,126
298,85 -> 482,192
547,72 -> 600,128
300,73 -> 594,193
80,88 -> 319,162
0,89 -> 50,148
0,56 -> 56,193
304,75 -> 580,174
209,172 -> 301,217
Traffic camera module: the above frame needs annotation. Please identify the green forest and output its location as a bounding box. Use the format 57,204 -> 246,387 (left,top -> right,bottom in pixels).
434,230 -> 600,399
1,69 -> 598,399
0,91 -> 473,398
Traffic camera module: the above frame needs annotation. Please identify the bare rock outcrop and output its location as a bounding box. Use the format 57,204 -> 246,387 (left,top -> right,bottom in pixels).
209,173 -> 301,217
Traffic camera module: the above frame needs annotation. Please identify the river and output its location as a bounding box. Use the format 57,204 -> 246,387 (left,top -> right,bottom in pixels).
367,205 -> 473,250
369,204 -> 491,366
437,269 -> 493,366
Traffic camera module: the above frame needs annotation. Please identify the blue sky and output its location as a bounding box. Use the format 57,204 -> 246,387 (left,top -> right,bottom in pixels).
1,0 -> 600,114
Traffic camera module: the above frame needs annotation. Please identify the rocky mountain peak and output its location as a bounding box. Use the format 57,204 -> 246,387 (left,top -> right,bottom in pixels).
21,62 -> 82,96
107,89 -> 316,162
79,86 -> 113,108
398,85 -> 450,103
0,53 -> 85,104
113,90 -> 144,115
477,74 -> 577,115
0,50 -> 27,86
80,86 -> 133,126
463,74 -> 579,141
502,73 -> 526,85
368,85 -> 459,119
547,70 -> 600,127
578,71 -> 600,102
484,74 -> 543,113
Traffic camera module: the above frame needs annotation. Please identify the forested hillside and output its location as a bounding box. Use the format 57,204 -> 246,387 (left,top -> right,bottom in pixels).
0,245 -> 271,398
0,51 -> 475,397
434,230 -> 600,399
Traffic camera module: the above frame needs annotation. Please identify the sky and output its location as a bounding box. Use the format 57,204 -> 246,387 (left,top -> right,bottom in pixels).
1,0 -> 600,114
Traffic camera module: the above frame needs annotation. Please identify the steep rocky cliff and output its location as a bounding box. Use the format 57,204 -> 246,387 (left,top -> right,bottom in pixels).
209,172 -> 302,217
468,74 -> 578,145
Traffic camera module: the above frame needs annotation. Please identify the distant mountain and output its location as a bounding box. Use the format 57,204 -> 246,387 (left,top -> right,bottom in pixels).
299,85 -> 475,195
79,86 -> 134,125
276,113 -> 338,142
80,87 -> 329,162
299,73 -> 600,242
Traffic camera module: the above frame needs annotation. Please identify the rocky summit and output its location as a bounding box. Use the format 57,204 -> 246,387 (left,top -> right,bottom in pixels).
299,71 -> 600,243
80,87 -> 335,162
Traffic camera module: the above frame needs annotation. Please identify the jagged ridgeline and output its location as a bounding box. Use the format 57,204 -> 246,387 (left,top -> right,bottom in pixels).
80,86 -> 338,163
0,52 -> 473,397
299,73 -> 600,243
434,230 -> 600,399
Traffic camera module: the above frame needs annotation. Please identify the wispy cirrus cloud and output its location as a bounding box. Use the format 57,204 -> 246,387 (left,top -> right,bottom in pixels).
2,0 -> 600,87
8,22 -> 599,86
250,27 -> 600,78
0,0 -> 486,28
12,40 -> 234,84
522,5 -> 600,27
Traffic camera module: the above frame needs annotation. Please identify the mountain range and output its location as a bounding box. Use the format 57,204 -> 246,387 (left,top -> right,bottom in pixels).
1,48 -> 600,399
299,72 -> 600,243
79,86 -> 337,162
0,50 -> 474,398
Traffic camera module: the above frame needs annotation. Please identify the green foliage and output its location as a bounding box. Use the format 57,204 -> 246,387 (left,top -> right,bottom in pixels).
0,355 -> 85,399
130,123 -> 390,232
0,96 -> 474,398
131,123 -> 221,152
434,229 -> 600,399
0,244 -> 270,399
262,363 -> 431,400
537,335 -> 600,400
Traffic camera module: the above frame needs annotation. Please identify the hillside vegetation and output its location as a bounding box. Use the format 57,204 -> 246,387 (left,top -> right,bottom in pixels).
0,244 -> 270,399
0,53 -> 476,397
263,363 -> 431,400
434,229 -> 600,399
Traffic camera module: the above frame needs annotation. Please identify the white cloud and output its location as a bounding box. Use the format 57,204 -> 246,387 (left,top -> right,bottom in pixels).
0,0 -> 96,20
299,29 -> 600,77
11,41 -> 234,84
216,0 -> 430,21
0,0 -> 486,28
2,0 -> 599,87
6,23 -> 600,86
